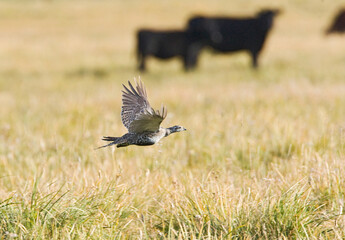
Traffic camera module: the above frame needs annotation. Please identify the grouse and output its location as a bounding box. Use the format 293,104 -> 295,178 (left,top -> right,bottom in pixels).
98,79 -> 186,148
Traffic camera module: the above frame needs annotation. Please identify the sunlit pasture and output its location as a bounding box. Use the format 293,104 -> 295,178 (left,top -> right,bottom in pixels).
0,0 -> 345,238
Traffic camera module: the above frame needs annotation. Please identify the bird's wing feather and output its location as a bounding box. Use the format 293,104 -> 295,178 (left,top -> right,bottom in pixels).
128,106 -> 167,133
121,79 -> 167,133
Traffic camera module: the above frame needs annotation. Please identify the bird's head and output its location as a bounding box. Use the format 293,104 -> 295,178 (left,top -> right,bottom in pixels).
166,125 -> 187,136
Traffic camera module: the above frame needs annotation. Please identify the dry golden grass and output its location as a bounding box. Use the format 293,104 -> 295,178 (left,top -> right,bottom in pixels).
0,0 -> 345,238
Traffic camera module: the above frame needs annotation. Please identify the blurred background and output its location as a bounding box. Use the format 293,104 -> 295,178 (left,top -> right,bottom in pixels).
0,0 -> 345,238
0,0 -> 344,78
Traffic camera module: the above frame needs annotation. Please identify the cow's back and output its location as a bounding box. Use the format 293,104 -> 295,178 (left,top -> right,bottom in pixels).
187,11 -> 278,52
137,29 -> 188,58
211,18 -> 260,51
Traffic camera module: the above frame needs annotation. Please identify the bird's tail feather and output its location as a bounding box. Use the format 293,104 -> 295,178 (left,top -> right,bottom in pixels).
102,136 -> 120,142
95,136 -> 122,150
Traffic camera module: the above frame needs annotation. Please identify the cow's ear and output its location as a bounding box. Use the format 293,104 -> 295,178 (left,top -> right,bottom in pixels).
258,11 -> 277,30
266,17 -> 274,29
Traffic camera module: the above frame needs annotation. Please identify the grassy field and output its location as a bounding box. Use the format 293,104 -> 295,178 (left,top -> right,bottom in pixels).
1,0 -> 345,238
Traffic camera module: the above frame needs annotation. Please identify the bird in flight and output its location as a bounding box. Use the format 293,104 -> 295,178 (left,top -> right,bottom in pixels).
98,79 -> 186,148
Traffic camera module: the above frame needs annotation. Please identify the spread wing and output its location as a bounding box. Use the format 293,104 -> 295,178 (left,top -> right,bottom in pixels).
121,79 -> 167,133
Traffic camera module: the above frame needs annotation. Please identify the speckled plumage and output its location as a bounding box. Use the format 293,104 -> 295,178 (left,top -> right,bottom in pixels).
98,79 -> 186,149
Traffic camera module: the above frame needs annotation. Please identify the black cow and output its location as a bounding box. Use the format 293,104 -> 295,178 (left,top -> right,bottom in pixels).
187,9 -> 281,68
136,29 -> 204,72
326,9 -> 345,34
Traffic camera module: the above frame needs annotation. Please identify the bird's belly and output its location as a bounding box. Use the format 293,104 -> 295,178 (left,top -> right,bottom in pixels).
135,141 -> 155,146
149,134 -> 165,143
133,132 -> 164,146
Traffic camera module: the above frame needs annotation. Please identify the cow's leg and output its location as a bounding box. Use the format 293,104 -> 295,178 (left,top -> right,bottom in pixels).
138,55 -> 146,72
183,55 -> 192,71
184,44 -> 201,71
251,51 -> 259,68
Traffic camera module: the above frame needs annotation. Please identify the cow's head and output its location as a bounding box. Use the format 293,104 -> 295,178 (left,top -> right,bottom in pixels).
257,9 -> 281,30
325,10 -> 345,35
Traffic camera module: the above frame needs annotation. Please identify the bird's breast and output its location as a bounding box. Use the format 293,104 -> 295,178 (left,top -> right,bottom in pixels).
149,129 -> 166,143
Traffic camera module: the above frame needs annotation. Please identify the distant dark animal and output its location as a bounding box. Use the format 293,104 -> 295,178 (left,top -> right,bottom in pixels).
98,78 -> 186,149
326,9 -> 345,34
187,9 -> 281,68
136,29 -> 204,72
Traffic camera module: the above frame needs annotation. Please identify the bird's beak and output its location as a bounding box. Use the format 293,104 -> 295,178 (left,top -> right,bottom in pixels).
183,127 -> 187,131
